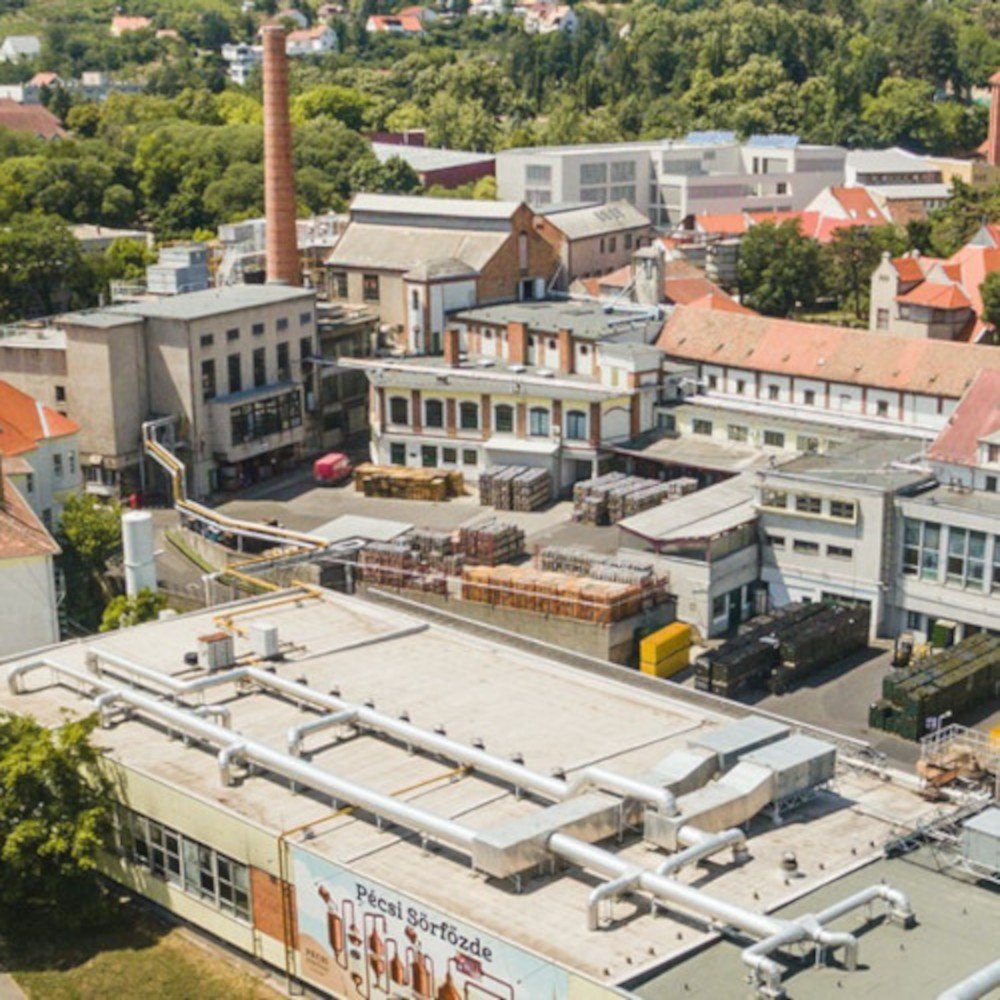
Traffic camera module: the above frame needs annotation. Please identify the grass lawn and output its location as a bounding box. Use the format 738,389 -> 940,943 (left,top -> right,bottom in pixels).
4,905 -> 282,1000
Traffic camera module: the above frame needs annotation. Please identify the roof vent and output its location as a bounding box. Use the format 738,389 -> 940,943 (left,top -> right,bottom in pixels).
399,710 -> 410,722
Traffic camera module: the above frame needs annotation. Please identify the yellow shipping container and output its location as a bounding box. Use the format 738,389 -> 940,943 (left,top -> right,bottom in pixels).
640,622 -> 693,666
640,646 -> 690,679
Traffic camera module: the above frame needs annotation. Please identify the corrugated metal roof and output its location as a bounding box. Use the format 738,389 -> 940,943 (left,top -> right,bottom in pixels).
328,223 -> 506,273
541,200 -> 650,240
350,193 -> 519,220
962,807 -> 1000,839
371,143 -> 495,172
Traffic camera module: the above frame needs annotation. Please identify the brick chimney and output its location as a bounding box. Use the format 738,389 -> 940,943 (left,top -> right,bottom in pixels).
988,69 -> 1000,168
507,322 -> 528,365
262,26 -> 299,286
443,327 -> 461,367
557,328 -> 573,374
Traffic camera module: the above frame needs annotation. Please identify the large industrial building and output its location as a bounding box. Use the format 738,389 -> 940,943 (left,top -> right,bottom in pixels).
4,588 -> 999,999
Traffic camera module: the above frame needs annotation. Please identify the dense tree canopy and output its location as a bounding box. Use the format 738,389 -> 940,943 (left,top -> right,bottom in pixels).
738,221 -> 823,317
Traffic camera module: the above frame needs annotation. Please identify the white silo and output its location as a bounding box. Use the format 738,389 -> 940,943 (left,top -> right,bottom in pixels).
122,511 -> 157,597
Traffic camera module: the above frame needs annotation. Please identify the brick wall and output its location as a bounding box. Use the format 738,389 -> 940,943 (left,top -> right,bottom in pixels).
251,866 -> 297,947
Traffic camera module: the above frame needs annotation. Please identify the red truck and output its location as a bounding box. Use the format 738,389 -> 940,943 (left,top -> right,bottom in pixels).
313,451 -> 353,486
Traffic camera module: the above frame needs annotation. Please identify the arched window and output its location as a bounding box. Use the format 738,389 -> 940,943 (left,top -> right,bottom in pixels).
565,410 -> 587,440
529,407 -> 550,437
424,398 -> 444,428
389,396 -> 409,425
494,404 -> 514,433
459,401 -> 479,430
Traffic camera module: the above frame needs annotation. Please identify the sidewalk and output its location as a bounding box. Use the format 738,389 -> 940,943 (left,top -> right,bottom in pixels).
0,974 -> 26,1000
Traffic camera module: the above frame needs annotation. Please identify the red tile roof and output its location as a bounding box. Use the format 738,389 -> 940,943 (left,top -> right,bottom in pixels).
927,369 -> 1000,467
891,256 -> 927,283
685,291 -> 757,315
663,275 -> 722,305
0,99 -> 66,139
0,472 -> 60,560
0,380 -> 79,458
828,186 -> 886,222
692,213 -> 748,236
948,245 -> 1000,317
29,72 -> 60,87
656,306 -> 998,398
895,282 -> 972,310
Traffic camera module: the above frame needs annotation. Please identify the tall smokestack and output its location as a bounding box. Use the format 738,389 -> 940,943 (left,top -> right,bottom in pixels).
262,25 -> 300,285
988,70 -> 1000,169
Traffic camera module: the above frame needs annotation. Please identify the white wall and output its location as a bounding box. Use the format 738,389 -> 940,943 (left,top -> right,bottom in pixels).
0,555 -> 59,656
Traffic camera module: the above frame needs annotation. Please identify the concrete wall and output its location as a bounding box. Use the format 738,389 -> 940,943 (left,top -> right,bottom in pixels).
0,342 -> 66,405
0,554 -> 59,656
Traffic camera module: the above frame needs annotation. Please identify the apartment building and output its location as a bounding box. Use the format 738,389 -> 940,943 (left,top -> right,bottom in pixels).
497,133 -> 846,225
325,194 -> 560,353
869,224 -> 1000,343
346,299 -> 668,489
0,285 -> 316,498
0,380 -> 81,529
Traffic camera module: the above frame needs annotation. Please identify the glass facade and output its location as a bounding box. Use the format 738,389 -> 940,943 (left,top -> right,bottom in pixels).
229,389 -> 302,446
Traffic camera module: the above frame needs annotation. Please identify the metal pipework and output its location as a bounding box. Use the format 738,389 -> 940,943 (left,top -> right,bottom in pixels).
587,869 -> 643,931
742,925 -> 812,998
654,827 -> 748,878
814,883 -> 914,927
565,767 -> 678,816
939,958 -> 1000,1000
287,709 -> 357,756
218,743 -> 248,786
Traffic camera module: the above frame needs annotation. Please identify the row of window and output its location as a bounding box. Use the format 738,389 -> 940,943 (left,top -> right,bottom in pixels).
387,397 -> 588,440
689,418 -> 824,453
389,443 -> 480,468
202,338 -> 311,401
704,374 -> 898,418
120,808 -> 250,921
597,233 -> 635,254
328,272 -> 379,301
197,312 -> 312,349
760,490 -> 857,522
902,519 -> 1000,591
767,535 -> 854,560
230,390 -> 303,445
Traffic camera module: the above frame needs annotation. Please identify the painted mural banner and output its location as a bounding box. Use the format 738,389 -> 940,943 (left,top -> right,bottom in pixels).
293,846 -> 570,999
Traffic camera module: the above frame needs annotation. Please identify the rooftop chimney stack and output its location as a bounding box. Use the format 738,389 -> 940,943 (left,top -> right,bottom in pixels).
262,25 -> 300,285
988,70 -> 1000,168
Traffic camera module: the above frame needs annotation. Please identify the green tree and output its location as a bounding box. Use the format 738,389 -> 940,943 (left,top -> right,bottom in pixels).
100,588 -> 168,632
57,494 -> 122,632
291,84 -> 372,130
0,712 -> 113,935
982,272 -> 1000,334
738,220 -> 823,317
823,224 -> 907,322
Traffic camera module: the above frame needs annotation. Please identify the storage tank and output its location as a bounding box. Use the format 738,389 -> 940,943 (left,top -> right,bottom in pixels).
122,510 -> 157,597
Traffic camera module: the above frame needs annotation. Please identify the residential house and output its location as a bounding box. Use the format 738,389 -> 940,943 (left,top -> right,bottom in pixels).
370,142 -> 495,189
0,380 -> 81,529
71,224 -> 152,255
868,224 -> 1000,343
365,13 -> 425,34
497,133 -> 846,224
324,194 -> 560,353
523,3 -> 577,33
0,285 -> 317,498
532,201 -> 653,287
0,469 -> 60,656
0,35 -> 41,62
110,15 -> 153,36
0,99 -> 65,139
285,24 -> 338,56
844,147 -> 950,224
272,7 -> 310,28
221,43 -> 262,85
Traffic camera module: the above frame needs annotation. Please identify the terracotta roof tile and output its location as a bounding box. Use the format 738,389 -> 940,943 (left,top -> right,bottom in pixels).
895,282 -> 972,310
927,369 -> 1000,466
0,472 -> 60,560
692,213 -> 748,236
829,186 -> 886,222
656,306 -> 995,398
0,379 -> 79,458
891,256 -> 926,283
685,291 -> 757,315
0,99 -> 66,139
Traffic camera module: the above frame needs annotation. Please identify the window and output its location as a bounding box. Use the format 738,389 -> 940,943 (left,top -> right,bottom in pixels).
793,540 -> 820,555
902,518 -> 940,580
53,453 -> 62,478
608,237 -> 617,253
599,238 -> 606,254
25,473 -> 33,493
610,161 -> 635,182
442,447 -> 457,464
768,385 -> 780,401
229,390 -> 301,444
624,233 -> 633,250
331,272 -> 348,298
692,418 -> 713,436
124,809 -> 250,921
711,595 -> 727,619
776,182 -> 788,195
764,430 -> 785,448
390,442 -> 406,466
462,449 -> 477,465
795,494 -> 822,515
767,535 -> 785,549
227,354 -> 241,394
199,334 -> 214,348
987,476 -> 998,493
803,390 -> 816,405
830,500 -> 856,521
707,375 -> 718,389
565,410 -> 586,440
827,545 -> 853,559
727,424 -> 748,443
277,342 -> 290,381
946,527 -> 986,588
526,164 -> 551,183
228,327 -> 241,342
68,453 -> 75,475
300,311 -> 313,326
761,489 -> 787,509
876,308 -> 889,330
300,337 -> 313,378
580,163 -> 607,185
276,316 -> 289,332
459,402 -> 479,430
494,404 -> 514,434
202,359 -> 216,401
989,445 -> 1000,464
389,397 -> 409,424
424,399 -> 444,428
421,445 -> 437,468
735,379 -> 746,394
875,400 -> 889,418
796,435 -> 819,453
529,407 -> 550,436
253,347 -> 266,388
363,274 -> 380,301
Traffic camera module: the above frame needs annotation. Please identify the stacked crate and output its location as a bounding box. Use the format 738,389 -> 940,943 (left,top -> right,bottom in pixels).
665,477 -> 698,499
354,464 -> 464,501
458,519 -> 526,566
621,483 -> 674,518
512,468 -> 552,512
768,604 -> 870,693
869,634 -> 1000,740
640,622 -> 693,678
572,473 -> 683,525
358,542 -> 414,588
479,465 -> 552,511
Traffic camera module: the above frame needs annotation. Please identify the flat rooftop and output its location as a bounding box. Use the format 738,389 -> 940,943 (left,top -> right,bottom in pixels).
0,590 -> 952,991
454,299 -> 662,341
